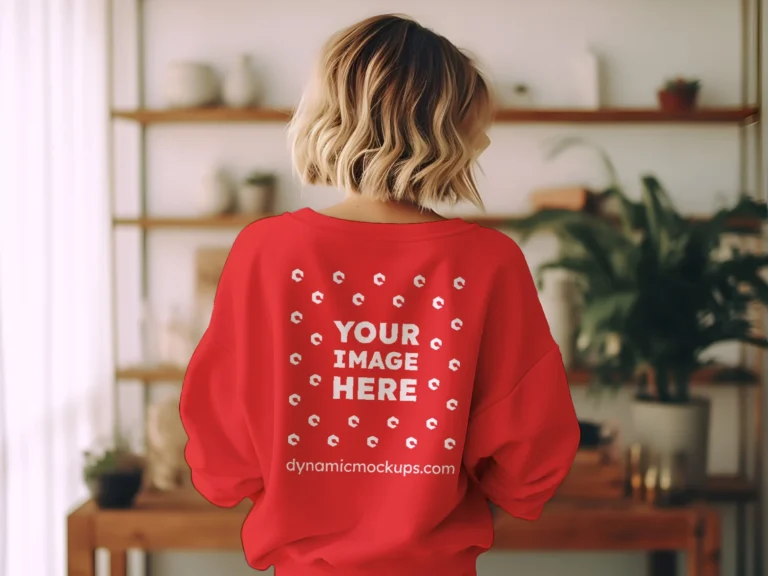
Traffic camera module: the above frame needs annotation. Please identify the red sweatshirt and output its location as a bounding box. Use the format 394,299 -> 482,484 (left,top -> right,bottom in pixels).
180,208 -> 580,576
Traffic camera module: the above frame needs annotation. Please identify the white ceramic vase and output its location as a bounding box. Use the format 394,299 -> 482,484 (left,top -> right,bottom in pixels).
222,54 -> 261,108
163,61 -> 220,108
570,48 -> 601,110
631,397 -> 711,491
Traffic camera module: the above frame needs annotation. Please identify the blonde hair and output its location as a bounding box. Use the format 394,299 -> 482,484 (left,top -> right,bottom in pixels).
288,14 -> 493,208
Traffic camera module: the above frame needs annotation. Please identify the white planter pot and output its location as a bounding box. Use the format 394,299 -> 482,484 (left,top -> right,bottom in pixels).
630,397 -> 710,491
163,61 -> 220,108
238,183 -> 274,214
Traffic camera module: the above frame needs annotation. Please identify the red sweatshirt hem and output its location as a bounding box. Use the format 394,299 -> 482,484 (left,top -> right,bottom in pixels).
273,554 -> 479,576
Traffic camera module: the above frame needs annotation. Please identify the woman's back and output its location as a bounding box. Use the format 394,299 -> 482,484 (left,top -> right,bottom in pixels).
179,14 -> 579,576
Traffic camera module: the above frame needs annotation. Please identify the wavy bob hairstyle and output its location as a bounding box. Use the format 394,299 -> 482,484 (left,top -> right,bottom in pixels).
288,14 -> 494,208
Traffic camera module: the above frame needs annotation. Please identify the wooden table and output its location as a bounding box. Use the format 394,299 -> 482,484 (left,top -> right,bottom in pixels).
67,491 -> 720,576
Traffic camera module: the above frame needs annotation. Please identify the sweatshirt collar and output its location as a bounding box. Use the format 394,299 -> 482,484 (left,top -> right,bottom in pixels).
287,208 -> 477,242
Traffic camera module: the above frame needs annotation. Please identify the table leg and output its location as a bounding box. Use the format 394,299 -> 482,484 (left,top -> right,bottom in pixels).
67,513 -> 94,576
648,551 -> 676,576
698,511 -> 721,576
686,511 -> 721,576
110,551 -> 128,576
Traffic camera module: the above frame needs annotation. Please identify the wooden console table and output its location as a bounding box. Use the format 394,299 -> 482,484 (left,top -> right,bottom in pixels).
67,491 -> 720,576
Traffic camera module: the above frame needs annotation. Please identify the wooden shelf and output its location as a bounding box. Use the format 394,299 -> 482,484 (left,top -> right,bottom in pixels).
113,215 -> 268,229
112,107 -> 292,123
111,106 -> 759,125
494,107 -> 759,124
703,474 -> 759,502
117,366 -> 187,381
117,364 -> 758,387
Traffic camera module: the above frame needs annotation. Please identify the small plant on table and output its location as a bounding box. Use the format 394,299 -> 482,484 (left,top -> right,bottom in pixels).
84,443 -> 145,509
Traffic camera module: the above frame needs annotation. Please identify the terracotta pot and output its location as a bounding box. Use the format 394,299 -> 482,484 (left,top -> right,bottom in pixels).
657,89 -> 699,112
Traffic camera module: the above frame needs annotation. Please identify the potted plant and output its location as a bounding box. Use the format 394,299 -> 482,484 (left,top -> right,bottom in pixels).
509,139 -> 768,491
237,171 -> 277,214
83,442 -> 145,509
657,77 -> 701,112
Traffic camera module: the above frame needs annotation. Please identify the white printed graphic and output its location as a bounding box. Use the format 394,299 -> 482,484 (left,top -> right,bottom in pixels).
285,267 -> 469,459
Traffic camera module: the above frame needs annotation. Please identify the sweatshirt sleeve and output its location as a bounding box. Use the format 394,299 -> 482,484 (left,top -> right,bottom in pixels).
179,230 -> 264,508
463,240 -> 580,521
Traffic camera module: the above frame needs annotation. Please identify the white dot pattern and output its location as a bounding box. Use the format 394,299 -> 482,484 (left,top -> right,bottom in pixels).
287,268 -> 465,452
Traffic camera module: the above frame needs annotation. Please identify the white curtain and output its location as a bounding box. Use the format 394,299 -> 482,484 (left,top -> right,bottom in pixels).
0,1 -> 113,575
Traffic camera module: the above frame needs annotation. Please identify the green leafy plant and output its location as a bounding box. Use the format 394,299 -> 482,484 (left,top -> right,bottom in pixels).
509,138 -> 768,403
661,77 -> 701,95
83,444 -> 144,482
244,171 -> 277,187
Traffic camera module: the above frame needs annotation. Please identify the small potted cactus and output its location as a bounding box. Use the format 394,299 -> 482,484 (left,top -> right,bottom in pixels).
83,442 -> 145,509
657,77 -> 701,112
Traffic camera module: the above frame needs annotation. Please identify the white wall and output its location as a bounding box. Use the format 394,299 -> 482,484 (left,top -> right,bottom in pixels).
109,1 -> 761,574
